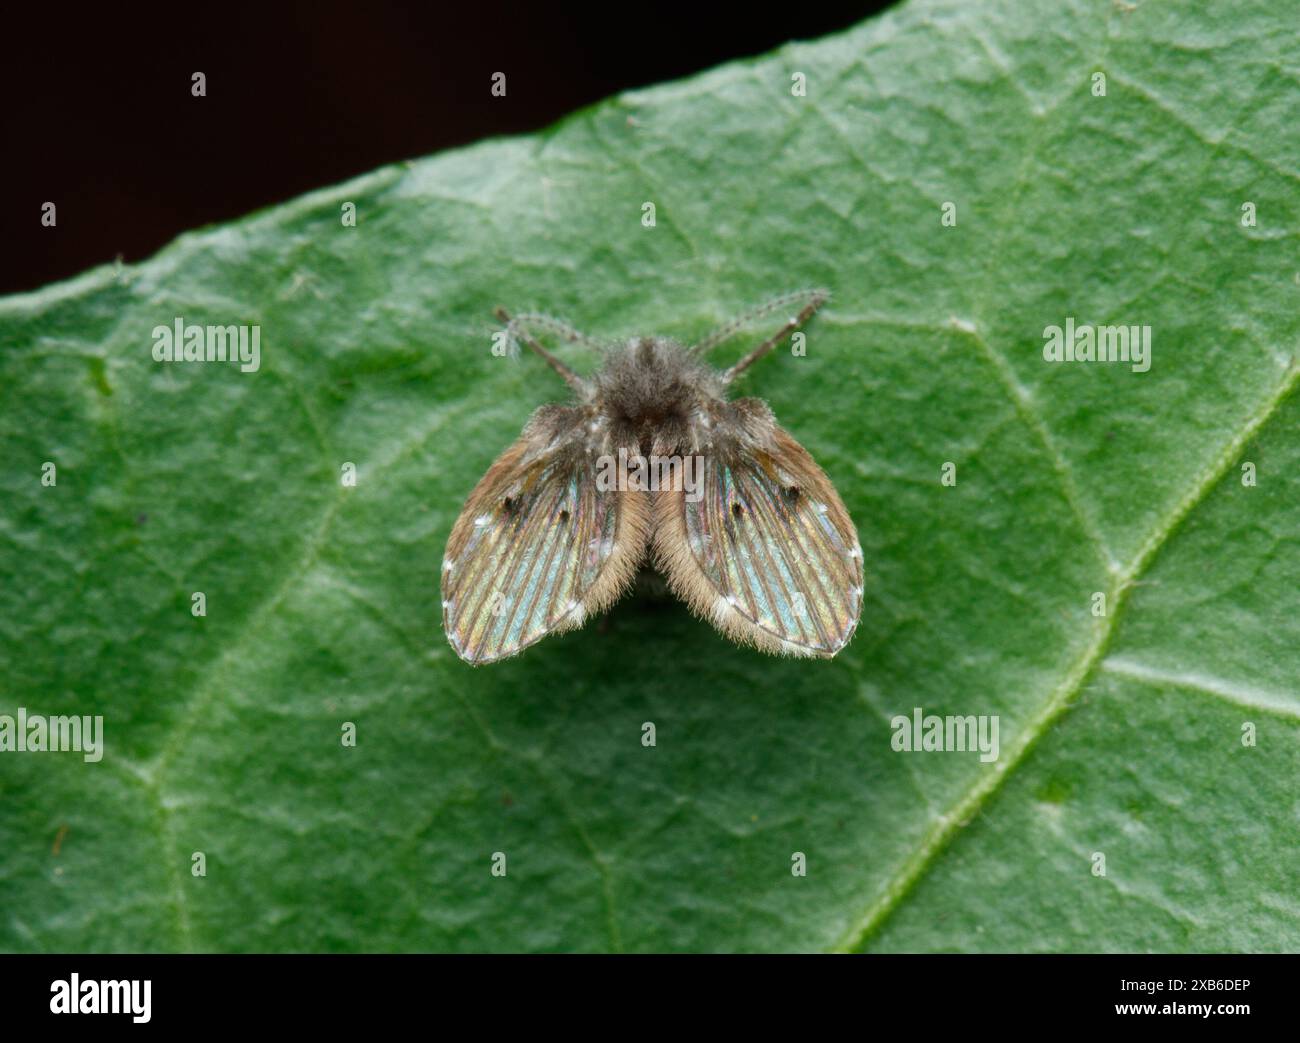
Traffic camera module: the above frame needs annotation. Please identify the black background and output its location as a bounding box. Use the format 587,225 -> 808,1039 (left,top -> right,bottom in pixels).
3,1 -> 891,295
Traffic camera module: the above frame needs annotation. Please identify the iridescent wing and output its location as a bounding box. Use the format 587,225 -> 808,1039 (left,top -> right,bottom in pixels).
654,420 -> 862,657
441,408 -> 650,664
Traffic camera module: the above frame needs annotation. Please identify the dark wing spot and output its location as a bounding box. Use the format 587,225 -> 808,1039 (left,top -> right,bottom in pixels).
502,496 -> 518,516
783,485 -> 801,504
558,508 -> 571,523
731,502 -> 744,518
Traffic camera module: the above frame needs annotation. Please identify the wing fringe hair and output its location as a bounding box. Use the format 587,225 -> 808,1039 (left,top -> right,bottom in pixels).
652,427 -> 862,658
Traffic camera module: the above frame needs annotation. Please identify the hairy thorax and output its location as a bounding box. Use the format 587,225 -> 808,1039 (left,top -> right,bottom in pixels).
590,337 -> 727,456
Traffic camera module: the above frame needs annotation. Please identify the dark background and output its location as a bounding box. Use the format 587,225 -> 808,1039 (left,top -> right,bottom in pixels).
3,1 -> 891,295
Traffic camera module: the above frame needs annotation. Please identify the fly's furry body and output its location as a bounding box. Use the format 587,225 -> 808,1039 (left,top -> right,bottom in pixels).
441,290 -> 864,664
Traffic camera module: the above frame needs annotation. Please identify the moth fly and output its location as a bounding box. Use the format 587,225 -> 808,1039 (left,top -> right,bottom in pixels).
441,289 -> 864,664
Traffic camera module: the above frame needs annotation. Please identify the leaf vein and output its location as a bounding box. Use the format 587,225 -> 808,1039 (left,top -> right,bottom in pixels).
833,359 -> 1300,952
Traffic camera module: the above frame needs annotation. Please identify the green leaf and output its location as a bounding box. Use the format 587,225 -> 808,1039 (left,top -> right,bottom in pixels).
2,0 -> 1298,953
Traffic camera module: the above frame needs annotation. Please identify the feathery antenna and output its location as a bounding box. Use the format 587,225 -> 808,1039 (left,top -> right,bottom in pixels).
701,289 -> 829,384
494,308 -> 593,395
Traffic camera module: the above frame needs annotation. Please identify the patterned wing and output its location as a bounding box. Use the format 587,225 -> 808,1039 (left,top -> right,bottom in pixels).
654,425 -> 862,657
442,414 -> 650,664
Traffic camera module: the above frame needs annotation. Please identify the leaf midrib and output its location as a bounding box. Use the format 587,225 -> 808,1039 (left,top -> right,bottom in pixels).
836,4 -> 1294,949
834,342 -> 1300,952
